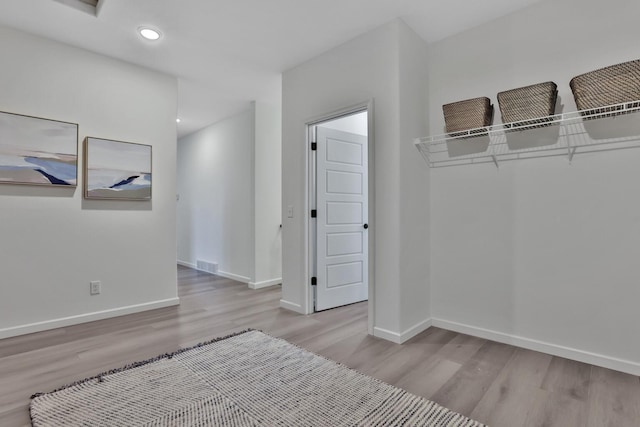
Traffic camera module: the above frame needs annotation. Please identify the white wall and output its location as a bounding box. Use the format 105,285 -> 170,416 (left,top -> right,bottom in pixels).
429,0 -> 640,374
281,19 -> 430,341
398,22 -> 431,334
253,101 -> 283,288
177,109 -> 255,282
0,25 -> 179,338
177,102 -> 282,286
282,20 -> 399,324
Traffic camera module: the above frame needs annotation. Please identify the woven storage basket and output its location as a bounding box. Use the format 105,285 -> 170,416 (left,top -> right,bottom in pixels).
570,59 -> 640,116
498,82 -> 557,128
442,97 -> 493,138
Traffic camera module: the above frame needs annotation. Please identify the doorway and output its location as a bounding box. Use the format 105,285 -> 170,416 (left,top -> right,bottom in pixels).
309,110 -> 369,312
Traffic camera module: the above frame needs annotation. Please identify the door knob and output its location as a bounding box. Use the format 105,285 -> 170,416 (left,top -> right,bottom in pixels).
363,224 -> 369,229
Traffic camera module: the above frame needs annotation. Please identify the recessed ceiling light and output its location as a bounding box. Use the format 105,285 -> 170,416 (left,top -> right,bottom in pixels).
139,27 -> 161,41
176,118 -> 181,123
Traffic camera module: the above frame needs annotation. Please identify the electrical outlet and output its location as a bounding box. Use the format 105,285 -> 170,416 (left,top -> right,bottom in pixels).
90,281 -> 101,295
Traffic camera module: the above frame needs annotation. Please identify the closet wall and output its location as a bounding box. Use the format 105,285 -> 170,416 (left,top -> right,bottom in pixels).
428,0 -> 640,373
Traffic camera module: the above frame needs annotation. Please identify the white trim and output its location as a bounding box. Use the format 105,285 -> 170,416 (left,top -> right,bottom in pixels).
305,100 -> 375,319
177,260 -> 196,269
305,121 -> 314,315
177,262 -> 251,285
432,318 -> 640,377
373,327 -> 403,344
373,318 -> 433,344
280,299 -> 305,314
248,278 -> 282,290
0,298 -> 180,340
366,100 -> 375,336
400,318 -> 433,342
216,270 -> 251,284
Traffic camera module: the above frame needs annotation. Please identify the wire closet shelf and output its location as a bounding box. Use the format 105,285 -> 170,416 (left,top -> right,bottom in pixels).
414,100 -> 640,168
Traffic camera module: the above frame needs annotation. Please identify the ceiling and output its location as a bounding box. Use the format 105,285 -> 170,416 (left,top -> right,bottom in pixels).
0,0 -> 545,137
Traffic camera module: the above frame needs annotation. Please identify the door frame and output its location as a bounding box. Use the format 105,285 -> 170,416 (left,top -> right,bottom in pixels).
304,100 -> 375,335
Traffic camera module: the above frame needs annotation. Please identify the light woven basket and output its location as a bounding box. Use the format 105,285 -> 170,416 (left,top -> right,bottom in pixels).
570,59 -> 640,117
497,82 -> 557,129
442,97 -> 493,138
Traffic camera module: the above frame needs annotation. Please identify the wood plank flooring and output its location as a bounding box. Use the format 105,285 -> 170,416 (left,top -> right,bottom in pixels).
1,265 -> 639,426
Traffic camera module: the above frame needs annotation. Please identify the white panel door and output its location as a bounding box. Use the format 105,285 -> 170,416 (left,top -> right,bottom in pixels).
315,127 -> 368,311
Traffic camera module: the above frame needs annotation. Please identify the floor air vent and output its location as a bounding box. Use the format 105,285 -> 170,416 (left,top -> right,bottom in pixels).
196,260 -> 219,274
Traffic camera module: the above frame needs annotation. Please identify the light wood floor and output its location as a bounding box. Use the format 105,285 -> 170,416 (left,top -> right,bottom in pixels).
1,266 -> 639,426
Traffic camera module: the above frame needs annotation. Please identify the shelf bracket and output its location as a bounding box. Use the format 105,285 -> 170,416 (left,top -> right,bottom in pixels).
567,146 -> 577,163
491,154 -> 499,169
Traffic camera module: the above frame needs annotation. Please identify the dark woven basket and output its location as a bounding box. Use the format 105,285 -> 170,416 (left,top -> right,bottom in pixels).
498,82 -> 557,129
570,59 -> 640,117
442,97 -> 493,138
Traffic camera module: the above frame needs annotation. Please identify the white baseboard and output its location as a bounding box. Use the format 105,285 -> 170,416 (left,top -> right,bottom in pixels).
280,299 -> 305,314
177,260 -> 196,269
373,318 -> 433,344
432,318 -> 640,377
248,278 -> 282,290
373,327 -> 402,343
0,298 -> 180,340
216,270 -> 251,284
177,262 -> 251,285
401,318 -> 433,342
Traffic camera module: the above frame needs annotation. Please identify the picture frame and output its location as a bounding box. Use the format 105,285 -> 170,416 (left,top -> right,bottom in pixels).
0,110 -> 78,187
84,137 -> 152,200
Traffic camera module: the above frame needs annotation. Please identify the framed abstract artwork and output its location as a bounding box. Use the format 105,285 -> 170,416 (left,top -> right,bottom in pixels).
0,110 -> 78,187
84,137 -> 152,200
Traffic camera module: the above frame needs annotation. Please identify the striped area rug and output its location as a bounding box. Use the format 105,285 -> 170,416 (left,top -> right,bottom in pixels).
30,330 -> 485,426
